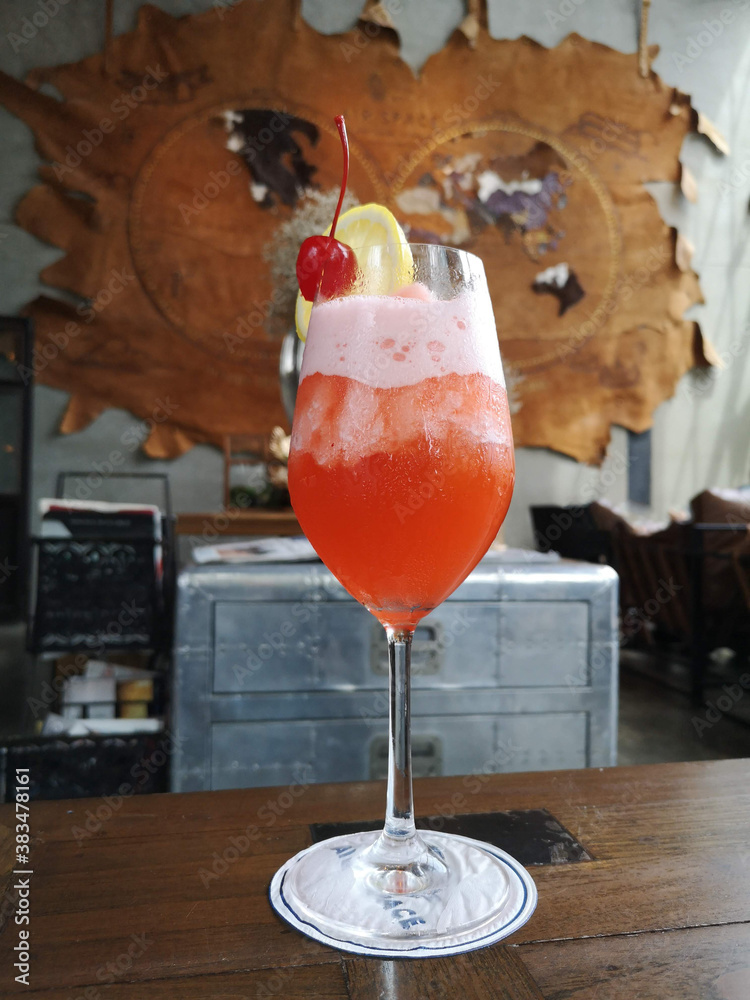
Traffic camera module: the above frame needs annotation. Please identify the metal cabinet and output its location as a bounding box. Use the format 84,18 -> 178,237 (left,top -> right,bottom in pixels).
171,552 -> 618,791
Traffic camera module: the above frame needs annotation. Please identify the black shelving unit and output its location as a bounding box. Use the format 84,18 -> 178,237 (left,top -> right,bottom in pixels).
18,473 -> 176,800
0,317 -> 33,622
28,472 -> 175,656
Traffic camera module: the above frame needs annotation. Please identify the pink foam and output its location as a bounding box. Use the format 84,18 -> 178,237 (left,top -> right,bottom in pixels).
300,291 -> 504,389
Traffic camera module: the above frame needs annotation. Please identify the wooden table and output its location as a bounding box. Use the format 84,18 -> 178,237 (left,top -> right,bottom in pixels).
1,759 -> 749,997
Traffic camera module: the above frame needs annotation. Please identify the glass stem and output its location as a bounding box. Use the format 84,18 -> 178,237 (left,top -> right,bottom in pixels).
384,627 -> 416,842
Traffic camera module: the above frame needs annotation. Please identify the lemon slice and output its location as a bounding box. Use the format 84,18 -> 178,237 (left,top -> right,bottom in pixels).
295,293 -> 312,341
294,204 -> 413,341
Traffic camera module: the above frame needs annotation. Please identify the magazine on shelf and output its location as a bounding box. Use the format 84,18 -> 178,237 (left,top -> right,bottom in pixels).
192,535 -> 318,564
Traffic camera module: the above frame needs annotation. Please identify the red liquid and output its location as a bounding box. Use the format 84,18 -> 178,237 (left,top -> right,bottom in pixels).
289,371 -> 515,630
289,374 -> 515,627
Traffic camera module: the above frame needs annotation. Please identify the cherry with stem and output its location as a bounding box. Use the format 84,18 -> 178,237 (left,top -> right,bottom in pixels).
296,115 -> 358,302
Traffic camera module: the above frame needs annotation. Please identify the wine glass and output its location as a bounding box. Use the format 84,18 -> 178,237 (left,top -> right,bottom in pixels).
269,243 -> 536,957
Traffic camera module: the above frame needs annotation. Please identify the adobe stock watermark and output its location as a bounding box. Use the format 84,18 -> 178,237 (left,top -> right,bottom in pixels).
0,556 -> 18,589
70,733 -> 186,844
231,602 -> 312,685
339,0 -> 405,62
692,673 -> 750,736
563,642 -> 615,691
557,243 -> 670,363
393,468 -> 447,525
221,216 -> 404,351
718,154 -> 750,197
223,287 -> 287,353
70,933 -> 151,1000
367,71 -> 503,192
52,66 -> 169,181
555,774 -> 642,873
546,0 -> 588,28
18,266 -> 137,384
360,609 -> 478,727
429,738 -> 521,819
682,333 -> 748,401
394,73 -> 501,182
27,601 -> 149,719
1,882 -> 20,934
197,764 -> 313,887
400,739 -> 522,845
178,158 -> 243,224
569,114 -> 635,168
672,1 -> 750,72
535,446 -> 631,555
68,396 -> 180,501
253,938 -> 322,999
620,577 -> 683,644
180,110 -> 295,224
186,501 -> 254,546
212,0 -> 265,20
6,0 -> 72,53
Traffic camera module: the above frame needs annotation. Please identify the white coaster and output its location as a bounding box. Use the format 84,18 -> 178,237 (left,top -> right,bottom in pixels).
269,830 -> 537,958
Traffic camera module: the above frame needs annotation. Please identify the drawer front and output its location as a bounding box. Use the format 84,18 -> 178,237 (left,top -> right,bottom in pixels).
500,601 -> 590,686
213,600 -> 501,692
212,599 -> 590,693
213,602 -> 371,692
209,711 -> 588,789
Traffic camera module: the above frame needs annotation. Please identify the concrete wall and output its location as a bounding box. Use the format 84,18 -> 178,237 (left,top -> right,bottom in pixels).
1,0 -> 748,543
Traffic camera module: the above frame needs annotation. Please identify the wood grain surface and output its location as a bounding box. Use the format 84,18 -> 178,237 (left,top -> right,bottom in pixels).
345,946 -> 546,999
519,923 -> 750,1000
0,759 -> 747,997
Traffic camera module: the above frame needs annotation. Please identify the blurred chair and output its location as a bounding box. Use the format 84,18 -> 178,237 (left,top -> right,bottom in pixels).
531,493 -> 750,709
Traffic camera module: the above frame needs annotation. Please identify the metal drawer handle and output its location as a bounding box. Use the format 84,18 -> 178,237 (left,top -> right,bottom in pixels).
370,622 -> 443,676
369,734 -> 442,780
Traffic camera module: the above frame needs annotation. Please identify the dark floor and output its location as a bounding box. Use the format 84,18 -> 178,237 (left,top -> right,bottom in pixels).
1,624 -> 749,764
617,665 -> 750,765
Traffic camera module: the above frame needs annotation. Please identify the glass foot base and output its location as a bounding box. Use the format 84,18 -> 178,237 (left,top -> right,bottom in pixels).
269,830 -> 537,958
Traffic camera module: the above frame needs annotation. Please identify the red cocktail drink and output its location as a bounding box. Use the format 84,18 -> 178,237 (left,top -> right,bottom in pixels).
290,364 -> 514,629
272,244 -> 536,958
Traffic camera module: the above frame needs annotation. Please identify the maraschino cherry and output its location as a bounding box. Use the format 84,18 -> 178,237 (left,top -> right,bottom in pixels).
296,115 -> 358,302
